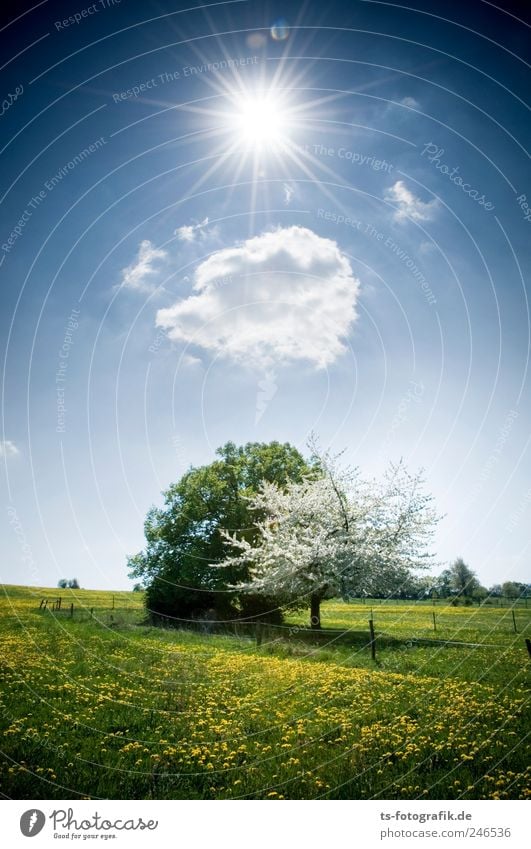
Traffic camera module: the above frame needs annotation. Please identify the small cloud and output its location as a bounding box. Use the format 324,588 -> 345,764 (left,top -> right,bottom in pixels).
0,440 -> 19,458
175,217 -> 217,242
181,353 -> 202,368
385,180 -> 437,222
120,240 -> 167,292
399,96 -> 419,109
283,182 -> 295,205
156,225 -> 360,370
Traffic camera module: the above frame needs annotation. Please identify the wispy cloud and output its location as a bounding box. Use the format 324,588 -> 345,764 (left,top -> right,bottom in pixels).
120,240 -> 167,292
156,226 -> 360,369
385,180 -> 437,222
399,96 -> 419,109
0,440 -> 19,458
175,217 -> 217,242
283,182 -> 295,205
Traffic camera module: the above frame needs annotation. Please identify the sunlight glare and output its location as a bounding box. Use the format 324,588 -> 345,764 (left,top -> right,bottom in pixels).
232,93 -> 288,149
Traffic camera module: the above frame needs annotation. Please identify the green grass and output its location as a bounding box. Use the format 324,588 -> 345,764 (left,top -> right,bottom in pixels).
0,584 -> 529,800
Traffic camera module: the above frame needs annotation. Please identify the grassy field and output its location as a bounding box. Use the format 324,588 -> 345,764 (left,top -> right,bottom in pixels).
0,584 -> 529,800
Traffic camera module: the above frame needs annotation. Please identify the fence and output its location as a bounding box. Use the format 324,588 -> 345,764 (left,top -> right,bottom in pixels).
38,599 -> 530,659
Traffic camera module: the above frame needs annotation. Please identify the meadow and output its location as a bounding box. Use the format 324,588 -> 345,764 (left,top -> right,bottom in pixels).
0,584 -> 529,800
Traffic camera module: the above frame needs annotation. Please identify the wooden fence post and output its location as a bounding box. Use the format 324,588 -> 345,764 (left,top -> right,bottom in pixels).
432,611 -> 437,632
39,599 -> 44,609
369,619 -> 376,660
512,609 -> 517,633
70,603 -> 74,618
525,638 -> 531,658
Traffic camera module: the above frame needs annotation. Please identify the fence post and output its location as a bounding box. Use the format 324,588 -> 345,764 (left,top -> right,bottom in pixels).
432,611 -> 437,632
90,607 -> 94,619
70,603 -> 74,618
43,599 -> 47,610
512,609 -> 517,633
58,598 -> 62,610
39,599 -> 44,609
112,595 -> 115,610
526,638 -> 531,658
369,619 -> 376,660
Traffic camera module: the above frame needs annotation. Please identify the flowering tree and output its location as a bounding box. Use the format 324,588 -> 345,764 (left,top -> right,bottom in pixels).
216,450 -> 439,628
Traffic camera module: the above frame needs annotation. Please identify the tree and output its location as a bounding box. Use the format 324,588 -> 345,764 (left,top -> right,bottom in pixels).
502,581 -> 525,599
448,558 -> 479,599
57,579 -> 68,589
433,568 -> 454,598
67,578 -> 80,589
128,441 -> 313,622
216,449 -> 439,628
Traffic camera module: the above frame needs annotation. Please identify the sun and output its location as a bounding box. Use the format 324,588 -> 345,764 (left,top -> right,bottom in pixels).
231,92 -> 289,150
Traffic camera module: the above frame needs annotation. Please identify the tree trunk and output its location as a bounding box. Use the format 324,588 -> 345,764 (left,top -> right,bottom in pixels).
310,594 -> 321,630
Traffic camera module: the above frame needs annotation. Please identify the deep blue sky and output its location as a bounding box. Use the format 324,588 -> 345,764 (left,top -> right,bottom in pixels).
1,0 -> 530,590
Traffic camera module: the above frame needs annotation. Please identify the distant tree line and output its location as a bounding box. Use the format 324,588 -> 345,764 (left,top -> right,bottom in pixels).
57,578 -> 80,589
380,559 -> 529,604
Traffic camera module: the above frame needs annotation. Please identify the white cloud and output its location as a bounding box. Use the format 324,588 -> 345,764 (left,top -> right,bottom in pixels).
156,226 -> 360,369
175,217 -> 217,242
400,96 -> 419,109
0,440 -> 19,458
385,180 -> 437,222
120,240 -> 167,292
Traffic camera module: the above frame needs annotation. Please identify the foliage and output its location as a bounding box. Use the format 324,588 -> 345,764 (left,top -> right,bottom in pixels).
448,558 -> 480,598
0,585 -> 529,801
217,448 -> 440,627
128,441 -> 312,622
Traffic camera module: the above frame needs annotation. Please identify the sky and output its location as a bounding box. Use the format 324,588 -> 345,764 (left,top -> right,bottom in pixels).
0,0 -> 530,590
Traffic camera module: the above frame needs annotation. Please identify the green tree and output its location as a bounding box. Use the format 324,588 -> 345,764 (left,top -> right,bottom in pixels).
128,441 -> 312,622
448,558 -> 479,599
57,579 -> 68,589
502,581 -> 525,599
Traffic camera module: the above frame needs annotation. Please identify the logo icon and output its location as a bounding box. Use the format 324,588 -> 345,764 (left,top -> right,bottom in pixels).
20,810 -> 46,837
